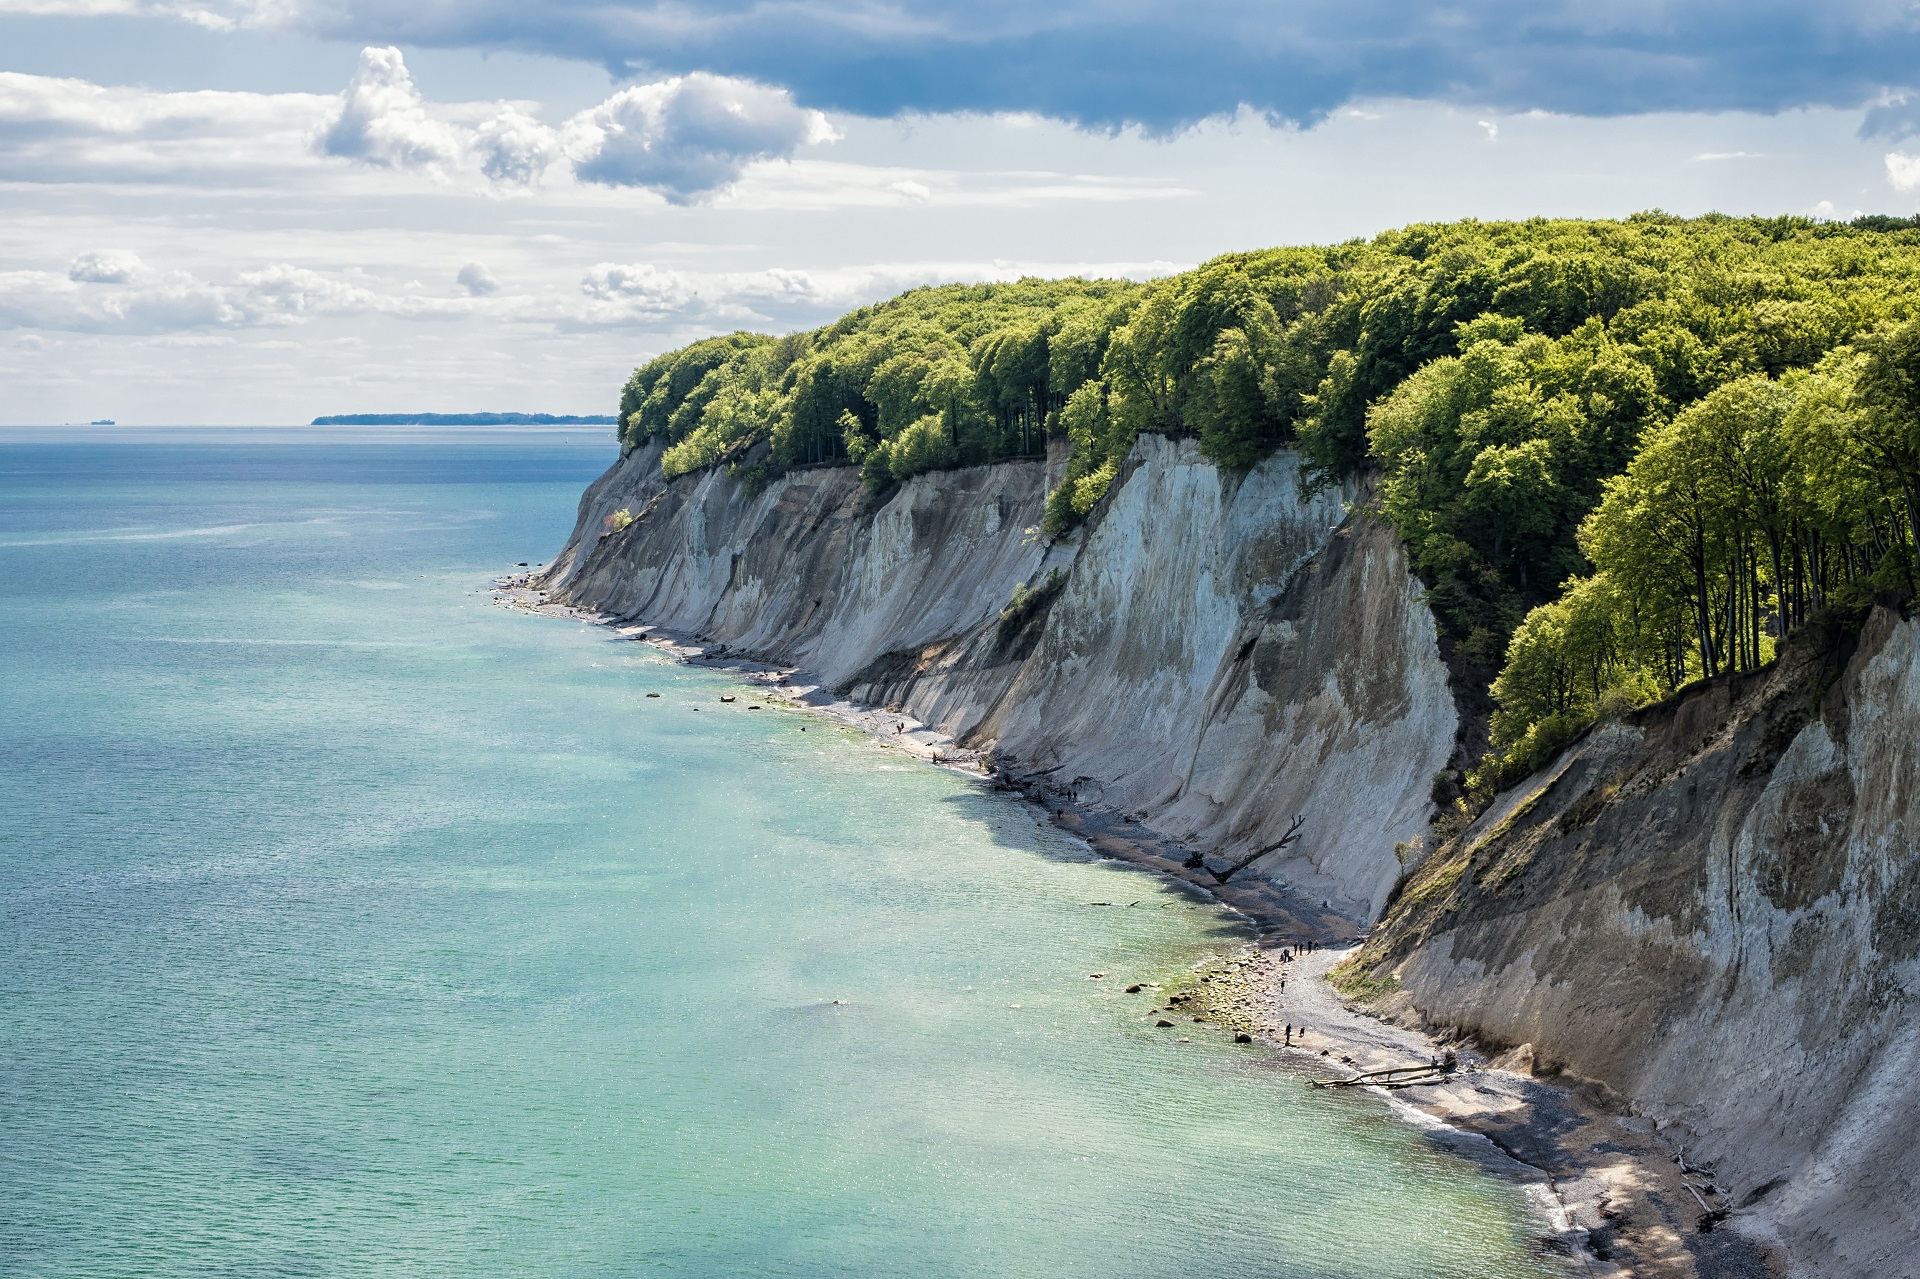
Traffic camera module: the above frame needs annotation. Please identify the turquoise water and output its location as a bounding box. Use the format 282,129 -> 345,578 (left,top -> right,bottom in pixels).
0,427 -> 1564,1278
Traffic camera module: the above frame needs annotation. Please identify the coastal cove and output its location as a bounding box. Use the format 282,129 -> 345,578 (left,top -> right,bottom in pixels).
1,427 -> 1569,1279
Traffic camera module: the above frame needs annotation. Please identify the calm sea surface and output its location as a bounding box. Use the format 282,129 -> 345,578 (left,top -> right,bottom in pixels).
0,426 -> 1565,1278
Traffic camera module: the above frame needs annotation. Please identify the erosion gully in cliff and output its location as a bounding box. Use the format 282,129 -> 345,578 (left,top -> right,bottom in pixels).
534,430 -> 1916,1278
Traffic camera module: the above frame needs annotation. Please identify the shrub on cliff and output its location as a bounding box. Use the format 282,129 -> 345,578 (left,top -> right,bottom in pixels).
995,568 -> 1069,654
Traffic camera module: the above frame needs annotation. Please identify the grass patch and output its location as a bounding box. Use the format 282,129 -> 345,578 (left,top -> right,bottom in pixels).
1329,959 -> 1398,1004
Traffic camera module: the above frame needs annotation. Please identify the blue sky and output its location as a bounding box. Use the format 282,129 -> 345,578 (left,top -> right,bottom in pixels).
4,1 -> 1919,423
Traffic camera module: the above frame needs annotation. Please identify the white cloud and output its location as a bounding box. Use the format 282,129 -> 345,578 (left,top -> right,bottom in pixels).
318,45 -> 463,174
456,261 -> 500,296
474,105 -> 562,186
68,251 -> 147,283
0,53 -> 833,201
0,71 -> 327,183
569,74 -> 837,203
1886,151 -> 1920,191
0,259 -> 473,334
578,262 -> 699,316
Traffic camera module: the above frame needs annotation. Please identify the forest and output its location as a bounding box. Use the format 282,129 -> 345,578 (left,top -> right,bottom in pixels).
616,213 -> 1920,792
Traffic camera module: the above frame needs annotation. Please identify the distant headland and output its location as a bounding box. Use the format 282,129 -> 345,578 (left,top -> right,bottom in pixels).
310,413 -> 618,426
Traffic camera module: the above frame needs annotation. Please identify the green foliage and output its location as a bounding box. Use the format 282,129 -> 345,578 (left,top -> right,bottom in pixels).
623,279 -> 1141,486
996,568 -> 1069,652
613,216 -> 1920,775
1486,336 -> 1920,781
620,332 -> 775,450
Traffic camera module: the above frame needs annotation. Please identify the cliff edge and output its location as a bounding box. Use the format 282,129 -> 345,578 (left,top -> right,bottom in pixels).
539,434 -> 1457,924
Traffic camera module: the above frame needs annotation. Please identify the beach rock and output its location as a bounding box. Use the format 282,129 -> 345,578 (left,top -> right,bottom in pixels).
1156,1019 -> 1174,1028
1235,1033 -> 1253,1043
1125,984 -> 1143,993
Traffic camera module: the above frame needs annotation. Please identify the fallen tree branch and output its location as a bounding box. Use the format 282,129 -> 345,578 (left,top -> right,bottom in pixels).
1187,814 -> 1306,884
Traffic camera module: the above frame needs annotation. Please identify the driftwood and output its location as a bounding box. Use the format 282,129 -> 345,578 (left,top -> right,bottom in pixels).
1310,1054 -> 1459,1089
1184,814 -> 1305,884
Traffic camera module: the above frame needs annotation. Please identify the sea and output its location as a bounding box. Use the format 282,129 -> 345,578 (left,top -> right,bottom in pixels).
0,426 -> 1568,1278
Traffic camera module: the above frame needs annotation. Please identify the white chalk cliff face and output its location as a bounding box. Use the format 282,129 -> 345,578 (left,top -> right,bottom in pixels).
549,430 -> 1920,1274
542,434 -> 1458,920
1363,607 -> 1920,1277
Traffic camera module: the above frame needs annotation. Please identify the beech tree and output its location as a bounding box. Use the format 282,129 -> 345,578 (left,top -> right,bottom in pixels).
610,216 -> 1920,779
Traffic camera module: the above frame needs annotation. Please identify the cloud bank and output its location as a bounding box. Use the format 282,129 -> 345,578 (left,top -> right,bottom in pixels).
20,0 -> 1920,129
0,48 -> 832,200
0,258 -> 430,334
311,47 -> 831,198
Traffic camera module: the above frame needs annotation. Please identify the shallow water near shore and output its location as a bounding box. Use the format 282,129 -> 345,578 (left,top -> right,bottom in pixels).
0,426 -> 1567,1278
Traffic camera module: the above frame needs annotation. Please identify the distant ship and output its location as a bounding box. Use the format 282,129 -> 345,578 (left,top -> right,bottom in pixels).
90,419 -> 114,425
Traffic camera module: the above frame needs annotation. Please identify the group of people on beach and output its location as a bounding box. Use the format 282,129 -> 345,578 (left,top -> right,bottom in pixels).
1278,939 -> 1322,1048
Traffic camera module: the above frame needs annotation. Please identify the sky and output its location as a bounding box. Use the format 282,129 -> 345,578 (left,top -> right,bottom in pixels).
6,3 -> 1920,424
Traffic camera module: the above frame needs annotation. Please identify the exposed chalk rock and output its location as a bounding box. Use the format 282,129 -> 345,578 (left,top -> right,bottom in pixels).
1360,606 -> 1920,1277
542,435 -> 1455,919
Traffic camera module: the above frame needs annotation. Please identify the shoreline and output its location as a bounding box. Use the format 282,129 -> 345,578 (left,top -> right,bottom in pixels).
491,572 -> 1778,1279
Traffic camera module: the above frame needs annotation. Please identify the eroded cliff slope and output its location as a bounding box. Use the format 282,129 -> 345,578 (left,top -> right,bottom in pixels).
1345,606 -> 1920,1277
540,435 -> 1457,920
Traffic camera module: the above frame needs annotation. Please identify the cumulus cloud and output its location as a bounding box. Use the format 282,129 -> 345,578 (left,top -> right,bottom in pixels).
309,50 -> 827,198
61,0 -> 1920,130
1885,152 -> 1920,192
68,251 -> 147,283
0,51 -> 831,200
456,261 -> 499,296
570,74 -> 836,202
319,46 -> 463,173
473,105 -> 562,185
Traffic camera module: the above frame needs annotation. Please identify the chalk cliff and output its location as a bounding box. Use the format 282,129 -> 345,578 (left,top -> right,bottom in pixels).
540,434 -> 1458,921
1346,606 -> 1920,1277
545,429 -> 1920,1275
